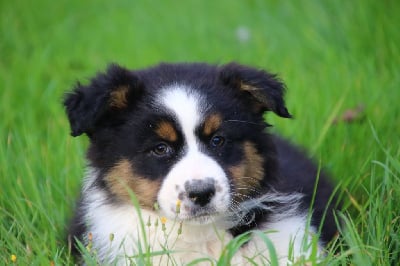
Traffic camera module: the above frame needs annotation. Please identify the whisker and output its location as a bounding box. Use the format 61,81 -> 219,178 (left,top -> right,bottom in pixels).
215,191 -> 304,229
234,185 -> 263,195
223,119 -> 269,127
235,187 -> 261,193
231,193 -> 253,203
236,176 -> 261,181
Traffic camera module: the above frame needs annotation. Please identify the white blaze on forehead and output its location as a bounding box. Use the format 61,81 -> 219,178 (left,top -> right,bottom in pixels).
159,85 -> 204,149
156,85 -> 231,221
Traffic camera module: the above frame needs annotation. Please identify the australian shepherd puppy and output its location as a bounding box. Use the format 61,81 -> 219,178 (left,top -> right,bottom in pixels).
64,62 -> 337,265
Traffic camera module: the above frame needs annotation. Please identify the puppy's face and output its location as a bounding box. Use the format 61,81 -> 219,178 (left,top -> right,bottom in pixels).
64,63 -> 291,224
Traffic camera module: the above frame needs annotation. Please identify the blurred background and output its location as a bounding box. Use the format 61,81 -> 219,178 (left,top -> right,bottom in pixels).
1,0 -> 399,264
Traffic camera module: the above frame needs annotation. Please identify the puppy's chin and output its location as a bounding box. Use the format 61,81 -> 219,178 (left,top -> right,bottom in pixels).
180,212 -> 241,229
182,215 -> 216,225
161,205 -> 225,226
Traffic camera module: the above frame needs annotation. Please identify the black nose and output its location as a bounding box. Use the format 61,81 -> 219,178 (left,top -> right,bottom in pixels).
184,178 -> 216,207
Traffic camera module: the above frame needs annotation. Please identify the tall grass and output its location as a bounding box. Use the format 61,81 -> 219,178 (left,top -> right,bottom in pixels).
1,0 -> 399,264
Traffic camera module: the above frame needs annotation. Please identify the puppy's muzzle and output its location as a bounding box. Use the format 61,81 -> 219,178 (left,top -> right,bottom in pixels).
184,178 -> 216,207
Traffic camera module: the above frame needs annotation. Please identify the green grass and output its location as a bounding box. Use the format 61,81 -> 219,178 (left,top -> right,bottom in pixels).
1,0 -> 399,264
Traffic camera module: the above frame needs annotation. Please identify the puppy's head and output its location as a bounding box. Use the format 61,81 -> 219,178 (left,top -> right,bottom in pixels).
64,62 -> 291,225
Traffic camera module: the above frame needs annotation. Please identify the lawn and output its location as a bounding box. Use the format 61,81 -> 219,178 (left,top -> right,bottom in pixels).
0,0 -> 399,265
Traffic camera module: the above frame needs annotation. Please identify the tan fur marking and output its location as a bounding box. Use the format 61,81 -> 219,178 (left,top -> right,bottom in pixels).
109,86 -> 129,108
240,82 -> 270,112
203,113 -> 222,136
228,142 -> 264,199
240,82 -> 258,92
156,121 -> 177,142
105,159 -> 160,208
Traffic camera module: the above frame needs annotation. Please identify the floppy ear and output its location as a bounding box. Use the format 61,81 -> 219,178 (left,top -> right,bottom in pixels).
219,62 -> 291,118
63,64 -> 143,137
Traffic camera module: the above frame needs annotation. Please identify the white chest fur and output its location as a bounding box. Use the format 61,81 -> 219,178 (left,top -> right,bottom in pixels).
81,188 -> 319,266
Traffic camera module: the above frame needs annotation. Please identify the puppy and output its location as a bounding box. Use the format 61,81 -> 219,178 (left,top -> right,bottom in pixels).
64,62 -> 337,265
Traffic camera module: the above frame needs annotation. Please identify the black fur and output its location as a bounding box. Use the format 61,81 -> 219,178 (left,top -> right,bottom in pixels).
64,62 -> 338,259
63,64 -> 143,137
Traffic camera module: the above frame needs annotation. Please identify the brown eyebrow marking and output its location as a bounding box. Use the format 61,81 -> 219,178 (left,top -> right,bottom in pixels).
203,113 -> 222,136
155,121 -> 178,142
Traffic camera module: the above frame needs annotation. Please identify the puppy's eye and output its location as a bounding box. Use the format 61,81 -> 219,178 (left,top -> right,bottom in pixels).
152,143 -> 172,156
210,136 -> 225,147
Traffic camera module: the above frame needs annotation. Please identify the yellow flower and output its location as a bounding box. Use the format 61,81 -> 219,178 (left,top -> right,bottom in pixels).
88,232 -> 93,241
160,216 -> 167,231
11,254 -> 17,263
175,200 -> 181,214
87,232 -> 93,252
